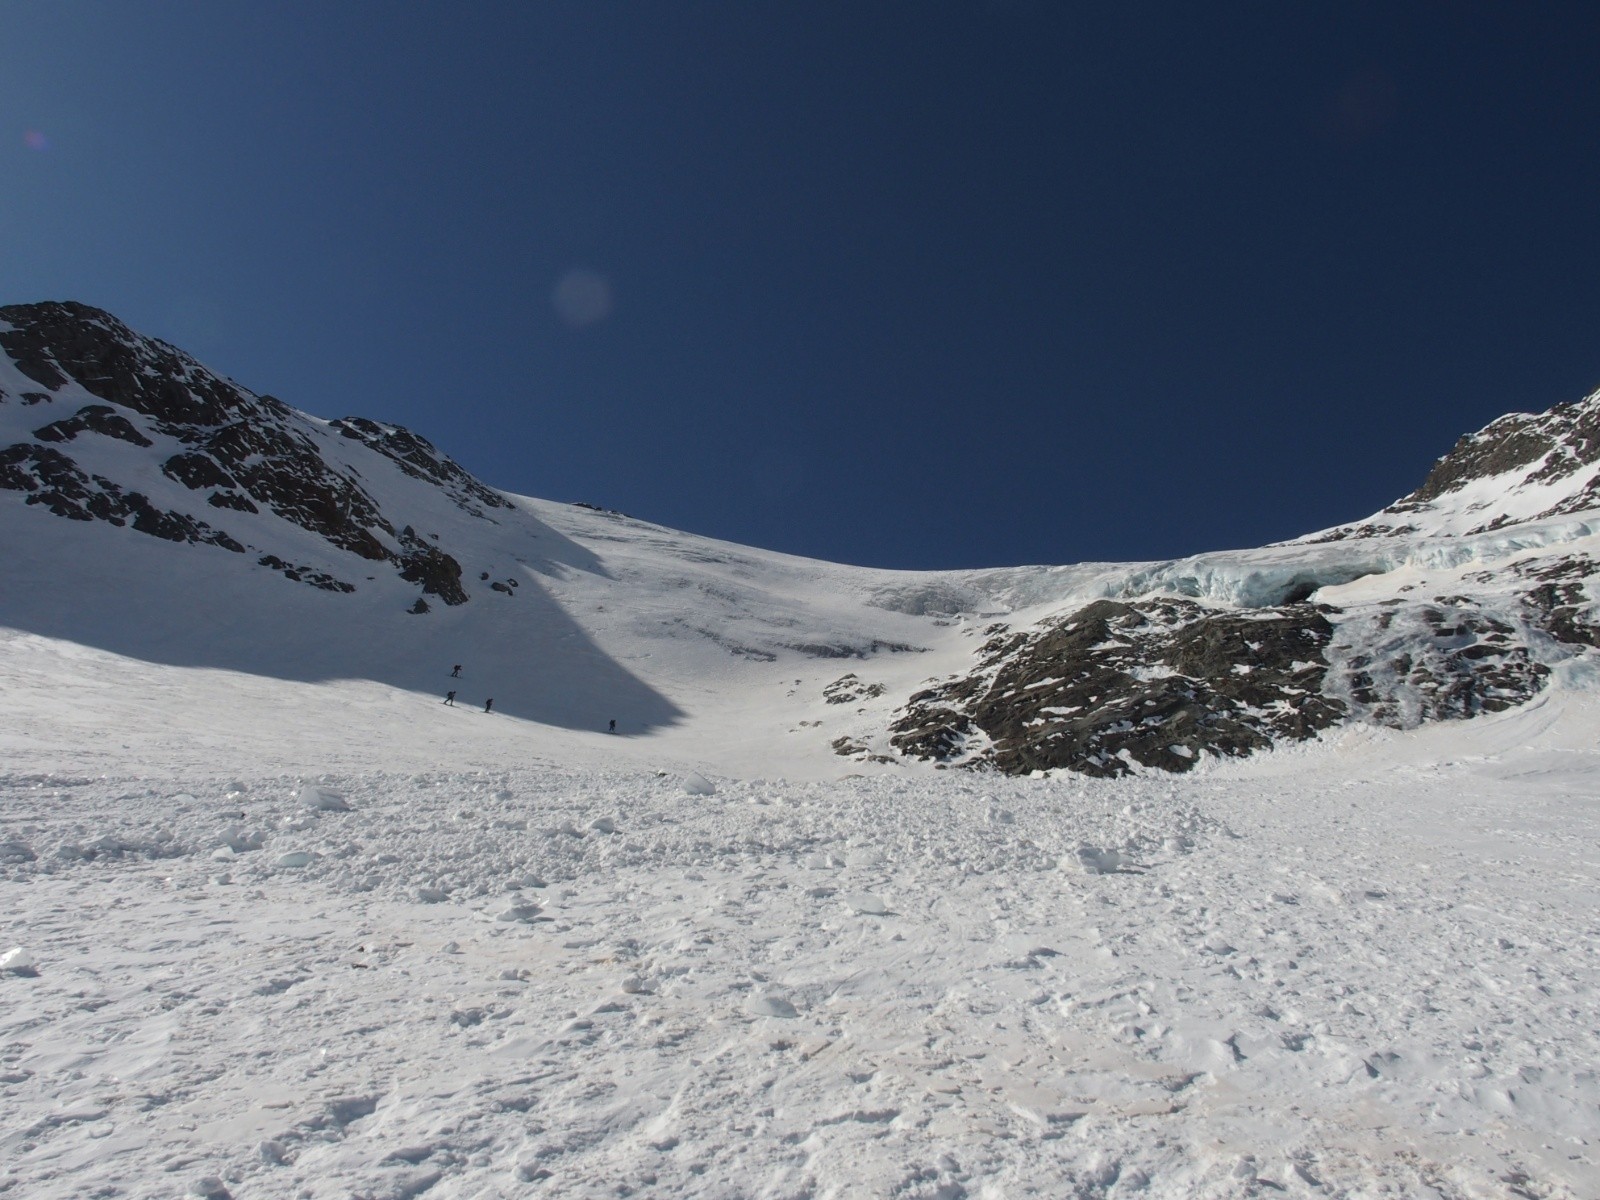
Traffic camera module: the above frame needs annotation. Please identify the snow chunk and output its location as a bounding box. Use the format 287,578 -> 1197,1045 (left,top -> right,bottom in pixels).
300,785 -> 351,812
748,993 -> 799,1018
844,892 -> 889,915
1071,845 -> 1141,875
682,772 -> 716,796
275,851 -> 317,868
219,826 -> 262,853
0,946 -> 37,974
496,900 -> 542,923
0,840 -> 36,863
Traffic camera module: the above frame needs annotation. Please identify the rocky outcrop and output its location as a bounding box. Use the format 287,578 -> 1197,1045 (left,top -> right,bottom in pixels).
823,673 -> 888,705
1409,396 -> 1600,509
891,599 -> 1344,777
1328,600 -> 1552,727
257,555 -> 356,593
893,558 -> 1600,777
395,527 -> 468,606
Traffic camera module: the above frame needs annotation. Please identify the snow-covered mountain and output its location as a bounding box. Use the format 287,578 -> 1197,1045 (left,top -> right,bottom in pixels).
4,299 -> 1600,780
6,301 -> 1600,1200
1302,384 -> 1600,540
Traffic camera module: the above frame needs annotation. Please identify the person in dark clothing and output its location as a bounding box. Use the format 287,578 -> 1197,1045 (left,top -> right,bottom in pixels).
451,664 -> 462,677
608,719 -> 616,733
484,698 -> 494,713
444,691 -> 456,706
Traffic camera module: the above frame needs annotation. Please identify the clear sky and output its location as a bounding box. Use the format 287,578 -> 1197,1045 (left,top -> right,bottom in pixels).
5,2 -> 1599,569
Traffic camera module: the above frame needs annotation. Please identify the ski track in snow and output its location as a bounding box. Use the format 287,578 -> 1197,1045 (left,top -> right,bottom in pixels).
3,734 -> 1597,1200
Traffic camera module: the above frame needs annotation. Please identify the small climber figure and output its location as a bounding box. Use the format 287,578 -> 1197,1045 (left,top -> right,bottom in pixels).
484,698 -> 494,713
451,664 -> 462,678
443,690 -> 456,706
608,718 -> 616,734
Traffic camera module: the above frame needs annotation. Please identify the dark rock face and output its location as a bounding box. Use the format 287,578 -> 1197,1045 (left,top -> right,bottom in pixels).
396,527 -> 468,606
0,301 -> 492,606
199,416 -> 393,561
831,734 -> 896,765
33,404 -> 153,448
162,452 -> 237,491
892,599 -> 1344,777
1,301 -> 251,428
0,442 -> 244,552
1524,581 -> 1600,649
784,639 -> 924,660
208,491 -> 259,513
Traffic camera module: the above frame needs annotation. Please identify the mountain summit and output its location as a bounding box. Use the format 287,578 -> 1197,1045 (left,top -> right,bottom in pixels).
3,300 -> 1599,777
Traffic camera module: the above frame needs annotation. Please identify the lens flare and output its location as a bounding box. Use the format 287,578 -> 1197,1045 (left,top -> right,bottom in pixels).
552,268 -> 613,328
23,131 -> 49,151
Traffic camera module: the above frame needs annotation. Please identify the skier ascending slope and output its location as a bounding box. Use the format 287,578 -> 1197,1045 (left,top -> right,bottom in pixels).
451,664 -> 462,678
484,698 -> 494,714
443,690 -> 456,706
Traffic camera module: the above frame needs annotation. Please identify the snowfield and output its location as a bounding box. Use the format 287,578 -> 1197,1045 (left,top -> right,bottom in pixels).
2,676 -> 1597,1199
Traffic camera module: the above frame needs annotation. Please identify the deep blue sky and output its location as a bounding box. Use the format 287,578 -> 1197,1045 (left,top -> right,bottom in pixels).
5,3 -> 1599,569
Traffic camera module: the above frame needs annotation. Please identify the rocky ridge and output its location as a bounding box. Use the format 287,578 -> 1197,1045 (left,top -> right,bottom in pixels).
1304,385 -> 1600,541
0,301 -> 494,607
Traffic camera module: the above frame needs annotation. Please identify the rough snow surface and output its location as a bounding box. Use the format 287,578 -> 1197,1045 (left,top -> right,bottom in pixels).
3,695 -> 1598,1199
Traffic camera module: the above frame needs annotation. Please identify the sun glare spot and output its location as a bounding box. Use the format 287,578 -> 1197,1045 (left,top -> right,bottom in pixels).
552,268 -> 614,328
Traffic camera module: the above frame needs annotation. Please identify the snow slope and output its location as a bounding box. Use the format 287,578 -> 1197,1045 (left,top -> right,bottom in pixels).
2,692 -> 1597,1199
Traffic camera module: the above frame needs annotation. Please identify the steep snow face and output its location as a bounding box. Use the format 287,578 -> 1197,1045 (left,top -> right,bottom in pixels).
1300,384 -> 1600,541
